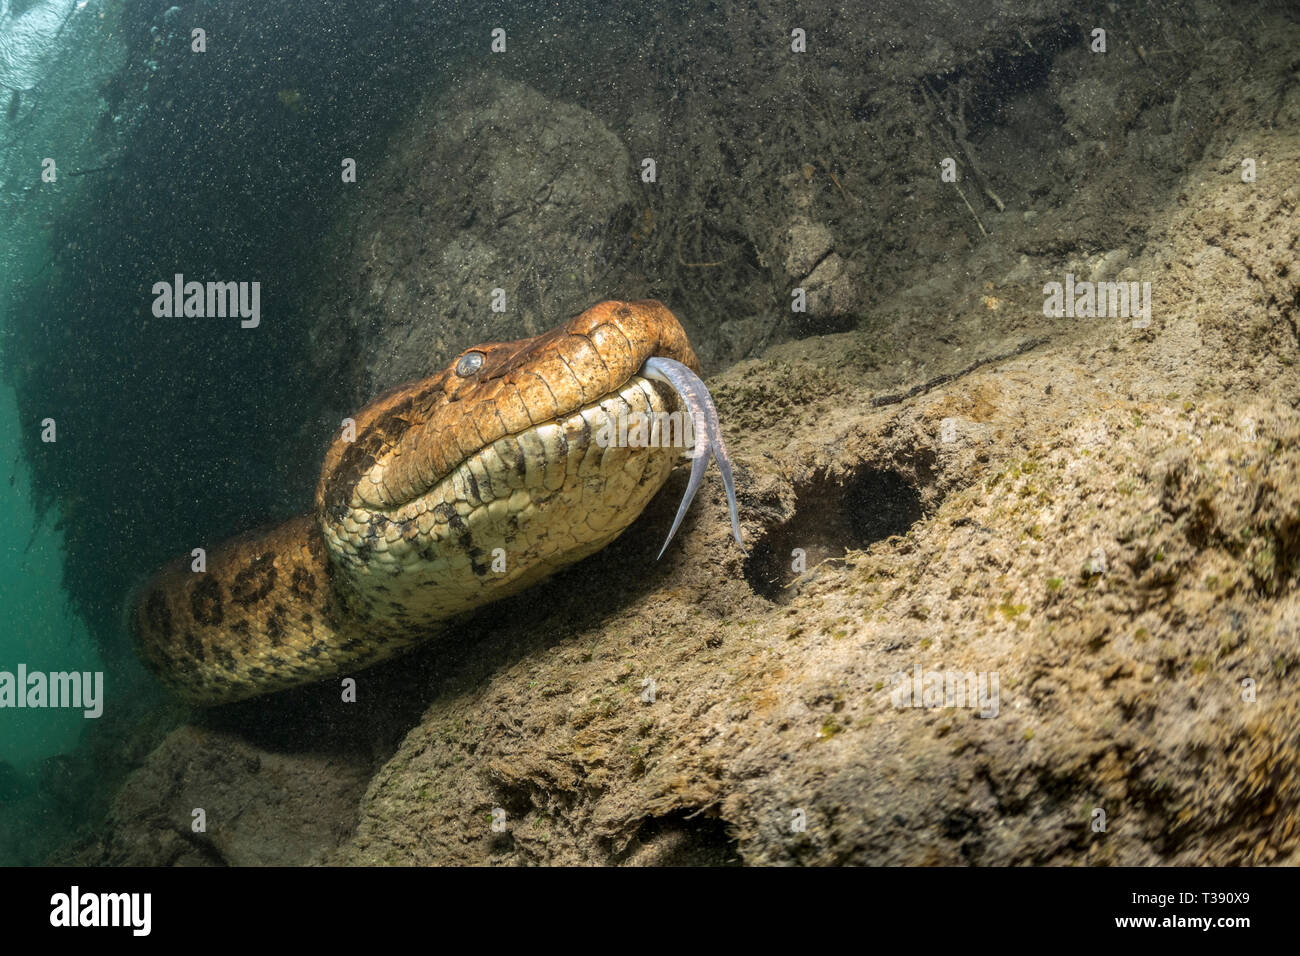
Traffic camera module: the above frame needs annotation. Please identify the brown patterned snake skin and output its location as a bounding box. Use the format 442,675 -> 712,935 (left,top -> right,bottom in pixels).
133,301 -> 744,705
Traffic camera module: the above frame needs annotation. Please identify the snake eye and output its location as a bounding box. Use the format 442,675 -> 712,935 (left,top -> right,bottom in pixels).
455,351 -> 484,377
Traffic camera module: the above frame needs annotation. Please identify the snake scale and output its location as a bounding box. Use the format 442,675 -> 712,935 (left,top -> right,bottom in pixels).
133,301 -> 743,705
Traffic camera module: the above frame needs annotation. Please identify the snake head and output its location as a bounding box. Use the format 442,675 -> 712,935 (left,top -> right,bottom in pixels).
316,301 -> 700,516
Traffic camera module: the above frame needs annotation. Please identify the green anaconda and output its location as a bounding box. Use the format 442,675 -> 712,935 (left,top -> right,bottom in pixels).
133,301 -> 743,705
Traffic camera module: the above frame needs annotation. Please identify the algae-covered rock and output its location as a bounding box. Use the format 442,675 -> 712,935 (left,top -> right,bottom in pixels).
309,72 -> 634,406
324,114 -> 1300,865
81,726 -> 370,866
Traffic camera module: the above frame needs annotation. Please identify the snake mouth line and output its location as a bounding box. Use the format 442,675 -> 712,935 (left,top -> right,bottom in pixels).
350,357 -> 744,564
430,356 -> 743,560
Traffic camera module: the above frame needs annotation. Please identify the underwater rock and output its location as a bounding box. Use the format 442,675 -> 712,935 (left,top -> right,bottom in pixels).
309,72 -> 634,407
325,113 -> 1300,867
794,252 -> 861,335
0,0 -> 79,95
784,218 -> 834,278
780,184 -> 859,335
1049,45 -> 1146,145
84,726 -> 370,866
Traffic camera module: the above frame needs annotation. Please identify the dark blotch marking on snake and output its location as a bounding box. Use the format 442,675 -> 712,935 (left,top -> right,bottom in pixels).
290,567 -> 316,601
231,556 -> 277,606
189,576 -> 224,627
184,631 -> 206,663
230,619 -> 252,652
267,603 -> 288,647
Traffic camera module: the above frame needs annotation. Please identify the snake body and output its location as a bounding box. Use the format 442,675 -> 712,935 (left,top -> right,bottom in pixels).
133,301 -> 742,705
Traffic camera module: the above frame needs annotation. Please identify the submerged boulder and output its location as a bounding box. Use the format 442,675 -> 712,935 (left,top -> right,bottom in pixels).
309,72 -> 634,406
0,0 -> 80,95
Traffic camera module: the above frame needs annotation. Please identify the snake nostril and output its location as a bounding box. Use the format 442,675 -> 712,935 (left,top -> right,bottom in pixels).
456,351 -> 485,377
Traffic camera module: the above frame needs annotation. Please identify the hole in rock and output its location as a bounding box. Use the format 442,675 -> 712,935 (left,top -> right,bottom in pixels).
618,812 -> 741,866
744,467 -> 925,603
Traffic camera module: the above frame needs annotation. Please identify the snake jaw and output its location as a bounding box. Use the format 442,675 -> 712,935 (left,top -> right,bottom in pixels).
641,357 -> 746,559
